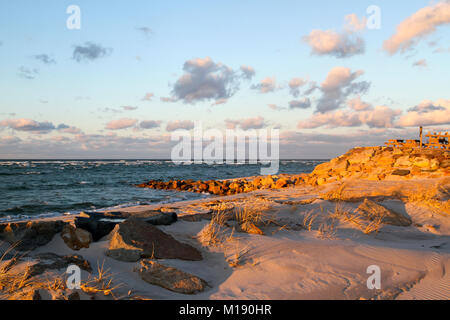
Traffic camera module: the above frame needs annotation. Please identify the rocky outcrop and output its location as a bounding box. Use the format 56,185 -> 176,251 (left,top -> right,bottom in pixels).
105,218 -> 202,262
136,147 -> 448,195
307,147 -> 449,186
61,224 -> 93,250
135,260 -> 207,294
356,199 -> 412,227
0,220 -> 65,251
137,174 -> 307,196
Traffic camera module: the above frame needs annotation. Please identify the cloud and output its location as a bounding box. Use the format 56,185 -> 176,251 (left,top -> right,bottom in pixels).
140,120 -> 161,129
57,124 -> 82,134
304,29 -> 365,58
268,104 -> 285,111
225,116 -> 266,130
122,106 -> 138,111
142,93 -> 154,101
347,97 -> 372,111
136,27 -> 153,37
105,118 -> 138,130
171,57 -> 240,104
297,105 -> 401,129
240,65 -> 255,80
383,2 -> 450,55
72,42 -> 112,62
0,118 -> 55,133
160,97 -> 176,103
251,77 -> 278,93
397,99 -> 450,126
34,54 -> 56,65
289,98 -> 311,109
316,66 -> 369,113
289,78 -> 307,97
166,120 -> 195,132
18,66 -> 39,79
412,59 -> 427,67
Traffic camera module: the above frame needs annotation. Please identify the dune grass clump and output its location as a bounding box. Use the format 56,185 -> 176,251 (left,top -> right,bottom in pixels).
405,183 -> 450,217
198,208 -> 231,247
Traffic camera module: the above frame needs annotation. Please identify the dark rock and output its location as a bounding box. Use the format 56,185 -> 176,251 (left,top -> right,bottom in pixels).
75,216 -> 120,242
144,212 -> 178,226
25,252 -> 92,279
392,169 -> 411,176
106,218 -> 202,262
0,220 -> 65,251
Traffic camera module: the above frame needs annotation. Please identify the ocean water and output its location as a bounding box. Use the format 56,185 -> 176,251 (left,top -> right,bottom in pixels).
0,159 -> 326,222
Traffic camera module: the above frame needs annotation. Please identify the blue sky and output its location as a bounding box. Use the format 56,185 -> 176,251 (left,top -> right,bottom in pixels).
0,0 -> 449,158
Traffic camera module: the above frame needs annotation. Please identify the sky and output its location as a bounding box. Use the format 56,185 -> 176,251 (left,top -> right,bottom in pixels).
0,0 -> 449,159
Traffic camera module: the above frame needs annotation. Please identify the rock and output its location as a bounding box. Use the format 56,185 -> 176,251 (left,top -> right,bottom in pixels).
261,176 -> 274,188
376,156 -> 395,167
135,260 -> 207,294
412,157 -> 430,168
274,178 -> 289,189
61,224 -> 93,250
143,212 -> 178,226
74,215 -> 121,242
26,252 -> 92,279
356,199 -> 412,227
0,220 -> 65,251
106,218 -> 202,262
312,162 -> 332,176
391,169 -> 410,176
347,148 -> 375,165
394,156 -> 412,167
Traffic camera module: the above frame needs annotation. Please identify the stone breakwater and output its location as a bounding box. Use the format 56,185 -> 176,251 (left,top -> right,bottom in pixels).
137,146 -> 450,194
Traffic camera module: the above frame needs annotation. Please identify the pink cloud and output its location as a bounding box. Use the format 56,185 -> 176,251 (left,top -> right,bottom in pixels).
105,118 -> 138,130
384,2 -> 450,54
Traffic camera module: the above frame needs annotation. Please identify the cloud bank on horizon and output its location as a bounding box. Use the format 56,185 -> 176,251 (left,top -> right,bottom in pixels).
0,0 -> 449,158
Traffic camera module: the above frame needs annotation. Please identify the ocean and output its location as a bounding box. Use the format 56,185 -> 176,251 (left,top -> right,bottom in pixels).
0,159 -> 326,222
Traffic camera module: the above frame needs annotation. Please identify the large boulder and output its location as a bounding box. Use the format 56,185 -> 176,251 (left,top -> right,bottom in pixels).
356,199 -> 412,227
135,260 -> 207,294
105,218 -> 202,262
61,224 -> 93,250
74,212 -> 124,241
143,212 -> 178,226
0,220 -> 65,251
25,252 -> 92,279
